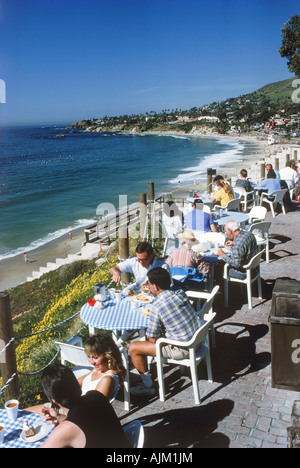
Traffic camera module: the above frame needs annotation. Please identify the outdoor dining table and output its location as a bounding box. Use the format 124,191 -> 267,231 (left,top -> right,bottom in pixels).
80,296 -> 149,339
214,210 -> 249,228
0,409 -> 53,448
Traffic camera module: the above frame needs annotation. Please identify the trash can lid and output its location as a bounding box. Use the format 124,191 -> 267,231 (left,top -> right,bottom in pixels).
270,278 -> 300,321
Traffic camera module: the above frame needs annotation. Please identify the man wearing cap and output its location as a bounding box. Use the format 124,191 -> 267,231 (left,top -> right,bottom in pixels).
166,230 -> 201,268
184,199 -> 217,232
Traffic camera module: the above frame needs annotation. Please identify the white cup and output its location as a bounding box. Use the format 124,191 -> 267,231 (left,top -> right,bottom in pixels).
5,399 -> 19,420
114,291 -> 122,302
108,288 -> 115,300
0,424 -> 5,445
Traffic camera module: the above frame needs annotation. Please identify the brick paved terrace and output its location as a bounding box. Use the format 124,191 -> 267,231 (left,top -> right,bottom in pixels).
112,201 -> 300,448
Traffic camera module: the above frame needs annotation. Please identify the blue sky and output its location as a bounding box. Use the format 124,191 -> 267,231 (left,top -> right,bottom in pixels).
0,0 -> 298,125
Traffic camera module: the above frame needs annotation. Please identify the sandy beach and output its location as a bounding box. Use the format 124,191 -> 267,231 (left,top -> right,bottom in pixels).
0,132 -> 284,292
0,228 -> 87,291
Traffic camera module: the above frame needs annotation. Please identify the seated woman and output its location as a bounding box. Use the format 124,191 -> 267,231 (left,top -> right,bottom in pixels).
79,332 -> 126,402
210,179 -> 234,208
26,333 -> 126,415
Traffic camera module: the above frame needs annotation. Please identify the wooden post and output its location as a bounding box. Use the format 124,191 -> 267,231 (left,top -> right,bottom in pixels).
0,292 -> 19,400
207,168 -> 216,194
260,163 -> 265,182
148,182 -> 155,202
139,193 -> 147,241
118,228 -> 130,285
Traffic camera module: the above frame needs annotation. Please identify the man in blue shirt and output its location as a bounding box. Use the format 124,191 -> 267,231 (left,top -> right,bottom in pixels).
184,199 -> 217,232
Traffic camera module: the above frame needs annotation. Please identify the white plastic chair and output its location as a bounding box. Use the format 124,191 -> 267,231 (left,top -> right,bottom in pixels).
214,198 -> 240,213
283,179 -> 295,200
248,221 -> 271,263
260,189 -> 287,217
186,285 -> 219,347
55,336 -> 93,378
223,250 -> 264,310
247,206 -> 267,224
161,214 -> 182,256
234,187 -> 255,212
123,420 -> 144,448
155,316 -> 214,406
225,198 -> 241,212
55,337 -> 130,410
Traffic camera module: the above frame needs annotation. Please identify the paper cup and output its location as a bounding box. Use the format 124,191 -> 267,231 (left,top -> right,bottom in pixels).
114,291 -> 122,302
0,424 -> 5,445
108,288 -> 115,300
5,399 -> 19,420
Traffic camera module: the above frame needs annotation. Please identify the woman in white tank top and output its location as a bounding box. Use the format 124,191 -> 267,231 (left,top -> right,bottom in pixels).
78,332 -> 126,402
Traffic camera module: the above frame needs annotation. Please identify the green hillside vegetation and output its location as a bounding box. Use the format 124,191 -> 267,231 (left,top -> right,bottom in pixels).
252,77 -> 296,106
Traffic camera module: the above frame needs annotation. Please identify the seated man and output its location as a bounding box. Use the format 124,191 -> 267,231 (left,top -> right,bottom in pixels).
129,267 -> 200,396
36,363 -> 130,448
110,241 -> 170,287
184,199 -> 217,232
235,169 -> 254,193
166,230 -> 201,268
265,163 -> 280,180
279,160 -> 297,189
217,220 -> 257,279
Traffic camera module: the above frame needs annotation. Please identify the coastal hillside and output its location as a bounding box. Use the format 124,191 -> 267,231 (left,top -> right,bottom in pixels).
251,77 -> 296,106
70,76 -> 299,137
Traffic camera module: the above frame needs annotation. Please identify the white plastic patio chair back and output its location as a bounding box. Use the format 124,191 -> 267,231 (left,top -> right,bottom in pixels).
248,206 -> 267,224
223,250 -> 264,310
155,316 -> 214,406
234,187 -> 255,212
260,189 -> 287,217
283,179 -> 295,199
249,221 -> 271,263
55,337 -> 93,379
161,215 -> 182,256
123,420 -> 144,448
186,285 -> 219,346
224,198 -> 241,212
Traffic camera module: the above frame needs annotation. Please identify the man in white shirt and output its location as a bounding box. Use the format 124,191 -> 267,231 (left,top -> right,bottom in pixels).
110,241 -> 170,287
280,161 -> 297,189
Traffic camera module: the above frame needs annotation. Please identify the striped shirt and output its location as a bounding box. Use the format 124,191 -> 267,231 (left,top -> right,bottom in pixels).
166,245 -> 201,268
146,289 -> 199,342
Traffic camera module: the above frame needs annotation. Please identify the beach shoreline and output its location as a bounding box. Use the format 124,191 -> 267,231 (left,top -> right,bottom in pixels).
0,132 -> 282,292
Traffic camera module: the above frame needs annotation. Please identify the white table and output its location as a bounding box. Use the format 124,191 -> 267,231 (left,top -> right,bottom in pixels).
215,211 -> 249,229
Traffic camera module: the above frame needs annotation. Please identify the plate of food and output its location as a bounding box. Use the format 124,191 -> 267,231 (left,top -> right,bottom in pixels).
213,247 -> 230,255
20,420 -> 53,443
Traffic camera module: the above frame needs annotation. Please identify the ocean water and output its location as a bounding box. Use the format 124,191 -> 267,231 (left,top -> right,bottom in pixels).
0,125 -> 244,260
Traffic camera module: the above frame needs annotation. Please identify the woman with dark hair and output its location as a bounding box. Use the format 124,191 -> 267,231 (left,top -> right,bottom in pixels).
39,364 -> 130,448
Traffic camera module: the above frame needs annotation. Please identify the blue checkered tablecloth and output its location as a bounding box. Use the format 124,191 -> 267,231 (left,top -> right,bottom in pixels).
80,298 -> 149,332
0,410 -> 53,448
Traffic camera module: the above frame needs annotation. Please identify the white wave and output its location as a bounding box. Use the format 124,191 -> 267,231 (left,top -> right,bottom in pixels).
0,218 -> 95,262
168,139 -> 245,186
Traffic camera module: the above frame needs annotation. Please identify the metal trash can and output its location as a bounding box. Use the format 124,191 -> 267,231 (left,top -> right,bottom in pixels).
269,278 -> 300,392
